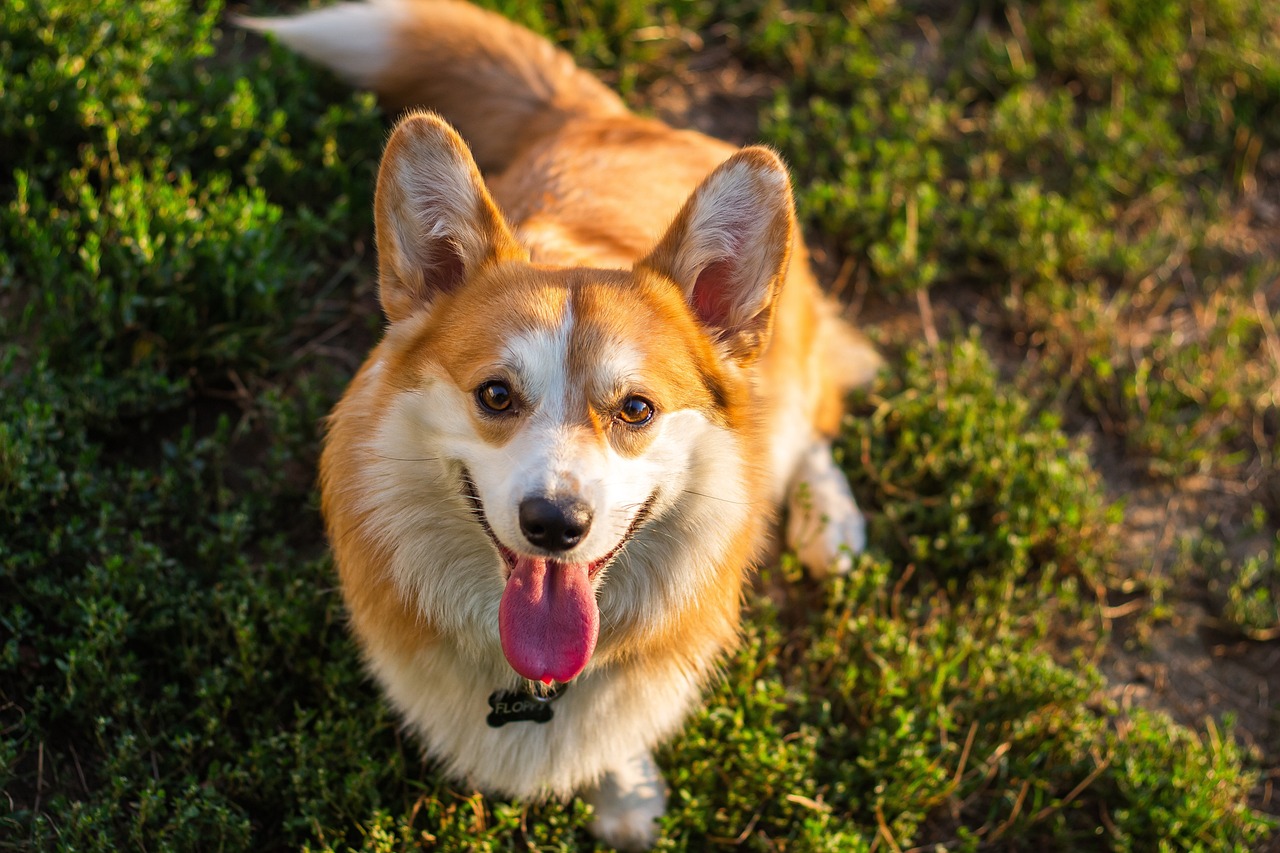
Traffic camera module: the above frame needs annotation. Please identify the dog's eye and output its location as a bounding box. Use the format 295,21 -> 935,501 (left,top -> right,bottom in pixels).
616,396 -> 654,426
476,380 -> 513,413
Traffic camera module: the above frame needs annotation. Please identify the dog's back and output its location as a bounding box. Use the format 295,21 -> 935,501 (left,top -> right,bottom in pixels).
243,3 -> 732,266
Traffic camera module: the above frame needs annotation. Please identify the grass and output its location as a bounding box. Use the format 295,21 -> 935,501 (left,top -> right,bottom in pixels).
1,0 -> 1277,849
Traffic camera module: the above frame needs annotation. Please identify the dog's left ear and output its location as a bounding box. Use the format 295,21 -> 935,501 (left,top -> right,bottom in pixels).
638,147 -> 795,362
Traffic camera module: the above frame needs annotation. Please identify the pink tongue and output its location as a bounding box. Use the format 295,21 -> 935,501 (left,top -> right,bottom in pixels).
498,556 -> 599,683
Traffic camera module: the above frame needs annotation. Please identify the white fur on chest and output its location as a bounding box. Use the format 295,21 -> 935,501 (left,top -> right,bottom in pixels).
366,637 -> 705,799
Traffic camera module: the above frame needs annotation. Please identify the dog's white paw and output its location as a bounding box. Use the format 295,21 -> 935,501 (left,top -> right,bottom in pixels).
786,441 -> 866,578
585,750 -> 666,851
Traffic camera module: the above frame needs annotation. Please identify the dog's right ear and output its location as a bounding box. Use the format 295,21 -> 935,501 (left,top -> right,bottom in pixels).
374,112 -> 524,323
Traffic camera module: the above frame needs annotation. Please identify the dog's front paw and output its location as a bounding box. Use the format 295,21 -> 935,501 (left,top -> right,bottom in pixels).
585,750 -> 666,851
786,441 -> 866,578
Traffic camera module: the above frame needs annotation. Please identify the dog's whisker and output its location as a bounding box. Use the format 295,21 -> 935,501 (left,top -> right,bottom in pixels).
678,488 -> 750,507
371,452 -> 442,463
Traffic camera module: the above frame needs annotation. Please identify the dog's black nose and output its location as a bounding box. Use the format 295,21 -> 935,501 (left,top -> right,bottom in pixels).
518,496 -> 592,552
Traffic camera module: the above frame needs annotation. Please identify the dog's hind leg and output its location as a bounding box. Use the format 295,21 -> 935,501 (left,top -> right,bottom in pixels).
786,440 -> 866,578
584,748 -> 666,851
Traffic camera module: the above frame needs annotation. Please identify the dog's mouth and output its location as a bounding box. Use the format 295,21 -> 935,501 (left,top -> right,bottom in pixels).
459,468 -> 655,684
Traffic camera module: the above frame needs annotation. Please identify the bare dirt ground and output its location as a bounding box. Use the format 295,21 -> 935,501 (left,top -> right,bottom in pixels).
1101,477 -> 1280,831
632,47 -> 1280,835
1102,173 -> 1280,831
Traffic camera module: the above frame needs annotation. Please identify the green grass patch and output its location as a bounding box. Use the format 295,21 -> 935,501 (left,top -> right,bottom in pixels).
1,0 -> 1276,849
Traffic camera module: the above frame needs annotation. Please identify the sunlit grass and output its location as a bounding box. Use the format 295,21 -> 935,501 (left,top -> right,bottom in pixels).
1,0 -> 1275,849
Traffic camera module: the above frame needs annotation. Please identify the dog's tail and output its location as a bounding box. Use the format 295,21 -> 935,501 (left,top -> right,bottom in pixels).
236,0 -> 629,172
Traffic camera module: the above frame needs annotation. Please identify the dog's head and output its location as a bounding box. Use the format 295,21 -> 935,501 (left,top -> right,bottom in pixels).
358,113 -> 795,684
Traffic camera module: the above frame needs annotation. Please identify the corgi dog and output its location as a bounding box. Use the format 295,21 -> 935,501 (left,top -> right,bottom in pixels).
240,1 -> 880,848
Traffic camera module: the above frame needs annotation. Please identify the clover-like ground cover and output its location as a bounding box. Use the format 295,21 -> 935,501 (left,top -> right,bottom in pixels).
1,0 -> 1276,849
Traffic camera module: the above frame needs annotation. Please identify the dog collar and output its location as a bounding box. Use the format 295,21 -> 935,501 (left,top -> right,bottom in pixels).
486,682 -> 568,727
